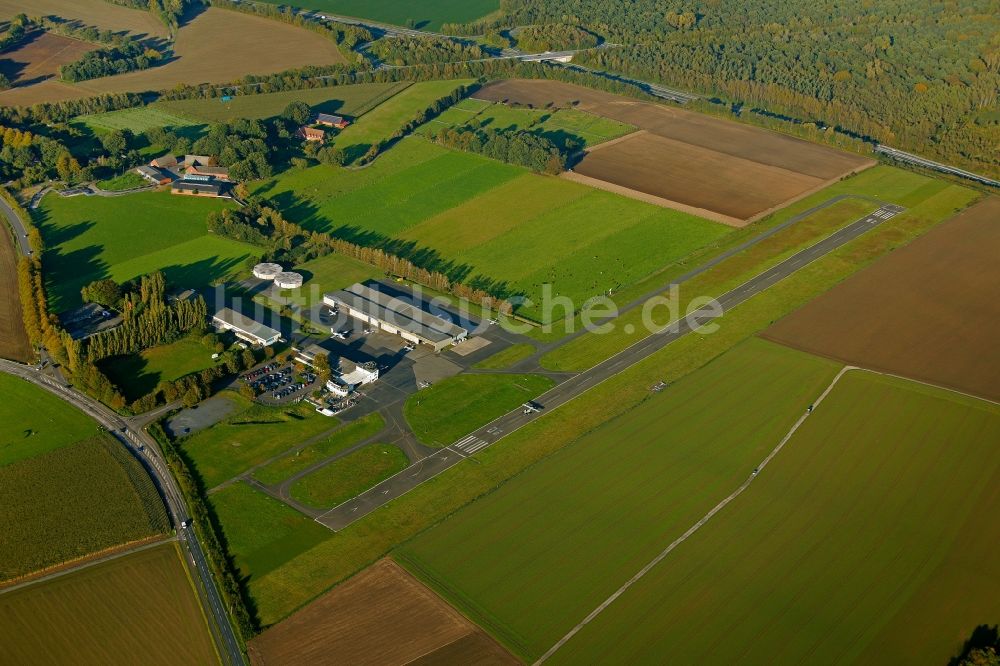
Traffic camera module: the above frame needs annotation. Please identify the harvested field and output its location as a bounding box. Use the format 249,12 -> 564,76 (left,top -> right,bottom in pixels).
0,227 -> 31,362
762,195 -> 1000,402
0,7 -> 345,106
474,79 -> 873,223
0,0 -> 168,38
0,31 -> 95,87
247,558 -> 517,666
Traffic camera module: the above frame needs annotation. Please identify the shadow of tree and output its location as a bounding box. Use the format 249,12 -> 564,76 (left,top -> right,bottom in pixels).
949,625 -> 999,666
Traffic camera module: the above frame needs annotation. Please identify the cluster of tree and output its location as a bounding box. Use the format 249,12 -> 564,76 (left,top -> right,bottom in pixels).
38,15 -> 134,47
206,197 -> 513,312
0,13 -> 30,50
432,124 -> 568,173
514,23 -> 600,53
474,0 -> 999,177
102,0 -> 190,33
0,124 -> 84,186
191,119 -> 273,181
59,40 -> 162,82
82,272 -> 208,361
0,91 -> 144,125
367,35 -> 487,67
210,0 -> 371,61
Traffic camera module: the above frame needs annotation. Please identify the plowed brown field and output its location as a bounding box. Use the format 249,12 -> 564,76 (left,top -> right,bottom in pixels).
762,196 -> 1000,402
474,79 -> 873,224
0,31 -> 96,87
0,228 -> 31,362
247,559 -> 518,666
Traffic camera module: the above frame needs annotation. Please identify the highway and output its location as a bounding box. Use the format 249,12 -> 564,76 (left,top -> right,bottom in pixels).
875,145 -> 1000,188
0,194 -> 32,255
317,202 -> 905,530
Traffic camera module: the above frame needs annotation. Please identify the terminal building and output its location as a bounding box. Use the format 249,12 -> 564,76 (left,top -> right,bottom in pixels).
323,282 -> 467,352
295,343 -> 379,397
212,307 -> 281,347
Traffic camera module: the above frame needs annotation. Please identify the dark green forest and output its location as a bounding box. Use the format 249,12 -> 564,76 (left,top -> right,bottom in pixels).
452,0 -> 1000,176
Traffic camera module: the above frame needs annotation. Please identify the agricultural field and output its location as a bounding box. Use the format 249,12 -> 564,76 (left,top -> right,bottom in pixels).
156,81 -> 410,124
333,79 -> 472,161
289,443 -> 408,509
247,558 -> 515,666
546,371 -> 1000,664
209,481 -> 331,585
421,97 -> 636,149
396,338 -> 840,658
34,190 -> 251,313
259,137 -> 730,323
180,400 -> 337,488
98,335 -> 219,401
255,0 -> 499,31
763,195 -> 1000,402
0,435 -> 169,582
252,411 -> 386,486
0,0 -> 167,38
0,7 -> 347,106
404,373 -> 555,446
0,31 -> 95,87
541,165 -> 979,371
73,106 -> 200,135
0,374 -> 95,466
0,542 -> 218,665
474,79 -> 874,225
0,225 -> 31,363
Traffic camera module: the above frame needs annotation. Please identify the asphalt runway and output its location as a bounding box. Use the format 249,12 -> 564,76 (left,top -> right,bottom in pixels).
317,203 -> 905,530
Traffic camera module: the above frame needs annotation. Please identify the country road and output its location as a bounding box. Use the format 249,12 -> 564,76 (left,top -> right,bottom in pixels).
317,201 -> 905,530
0,360 -> 246,665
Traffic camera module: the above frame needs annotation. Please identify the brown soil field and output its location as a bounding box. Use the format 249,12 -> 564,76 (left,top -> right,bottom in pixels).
0,7 -> 345,106
0,0 -> 168,38
475,79 -> 873,222
0,31 -> 96,87
0,229 -> 32,362
762,195 -> 1000,402
248,559 -> 519,666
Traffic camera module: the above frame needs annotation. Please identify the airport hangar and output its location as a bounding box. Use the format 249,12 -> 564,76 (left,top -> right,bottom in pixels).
323,282 -> 468,352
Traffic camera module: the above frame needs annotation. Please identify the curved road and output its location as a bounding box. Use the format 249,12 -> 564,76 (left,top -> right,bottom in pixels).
317,201 -> 905,530
0,365 -> 245,662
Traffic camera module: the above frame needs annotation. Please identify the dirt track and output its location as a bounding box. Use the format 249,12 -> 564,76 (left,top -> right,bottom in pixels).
0,228 -> 32,363
762,196 -> 1000,403
475,79 -> 873,221
248,559 -> 518,666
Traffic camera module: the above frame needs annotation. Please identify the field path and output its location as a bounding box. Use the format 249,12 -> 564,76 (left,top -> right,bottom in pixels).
534,365 -> 856,663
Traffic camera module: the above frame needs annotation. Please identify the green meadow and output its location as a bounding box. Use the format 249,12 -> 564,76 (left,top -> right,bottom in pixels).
396,339 -> 840,658
0,374 -> 96,466
259,137 -> 729,322
98,336 -> 219,401
289,443 -> 409,509
254,0 -> 498,31
35,191 -> 254,312
548,371 -> 1000,665
72,106 -> 200,134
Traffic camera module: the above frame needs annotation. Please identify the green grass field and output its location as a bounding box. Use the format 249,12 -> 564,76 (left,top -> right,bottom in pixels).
284,248 -> 382,308
0,374 -> 96,466
333,80 -> 472,160
0,542 -> 217,665
547,370 -> 1000,665
541,166 -> 980,369
35,191 -> 254,312
156,82 -> 410,123
183,401 -> 336,488
242,172 -> 978,627
99,336 -> 219,401
255,0 -> 498,30
396,339 -> 840,658
472,343 -> 536,370
404,373 -> 555,446
252,412 -> 386,486
72,106 -> 200,134
209,481 -> 331,584
95,171 -> 148,192
289,443 -> 409,509
0,435 -> 169,581
258,137 -> 729,322
421,101 -> 635,149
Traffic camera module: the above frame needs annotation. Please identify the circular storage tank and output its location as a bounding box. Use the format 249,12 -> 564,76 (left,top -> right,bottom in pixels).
274,271 -> 304,289
252,262 -> 282,280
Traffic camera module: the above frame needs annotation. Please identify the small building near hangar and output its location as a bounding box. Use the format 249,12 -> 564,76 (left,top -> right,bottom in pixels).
136,165 -> 173,185
295,343 -> 379,396
323,282 -> 468,352
316,113 -> 350,129
212,307 -> 280,346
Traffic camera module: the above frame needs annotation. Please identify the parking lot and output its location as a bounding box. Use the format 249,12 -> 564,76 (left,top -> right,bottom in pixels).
242,362 -> 319,404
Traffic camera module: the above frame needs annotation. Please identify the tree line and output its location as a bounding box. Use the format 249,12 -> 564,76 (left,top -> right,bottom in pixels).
60,40 -> 163,82
367,35 -> 488,67
514,23 -> 599,53
102,0 -> 190,34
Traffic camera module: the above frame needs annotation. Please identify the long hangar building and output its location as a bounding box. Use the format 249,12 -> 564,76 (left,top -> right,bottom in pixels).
324,283 -> 467,352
